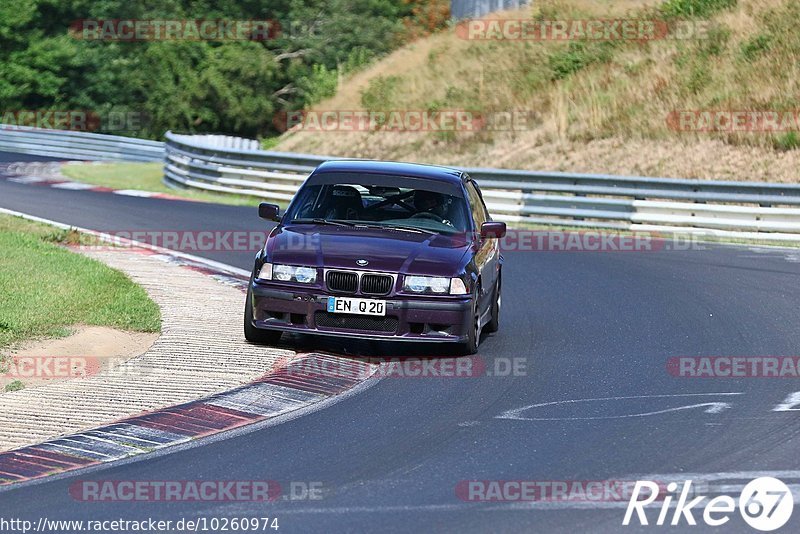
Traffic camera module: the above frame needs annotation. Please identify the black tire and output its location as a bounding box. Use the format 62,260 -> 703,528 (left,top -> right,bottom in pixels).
457,291 -> 480,355
484,275 -> 501,334
244,288 -> 282,345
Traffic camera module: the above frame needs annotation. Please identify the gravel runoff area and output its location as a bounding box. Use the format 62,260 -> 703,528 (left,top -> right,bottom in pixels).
0,246 -> 292,451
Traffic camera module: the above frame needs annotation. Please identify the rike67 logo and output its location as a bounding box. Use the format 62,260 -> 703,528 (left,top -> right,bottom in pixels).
623,477 -> 793,531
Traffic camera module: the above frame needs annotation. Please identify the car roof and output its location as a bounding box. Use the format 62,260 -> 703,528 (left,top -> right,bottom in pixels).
312,159 -> 465,184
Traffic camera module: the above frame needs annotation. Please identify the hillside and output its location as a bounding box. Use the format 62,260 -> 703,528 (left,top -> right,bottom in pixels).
273,0 -> 800,182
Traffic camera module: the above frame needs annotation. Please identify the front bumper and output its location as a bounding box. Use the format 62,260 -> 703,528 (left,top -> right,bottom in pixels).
249,282 -> 473,342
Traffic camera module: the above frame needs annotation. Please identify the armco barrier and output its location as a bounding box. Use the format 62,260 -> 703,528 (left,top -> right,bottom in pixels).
2,126 -> 800,242
0,125 -> 163,162
163,131 -> 800,242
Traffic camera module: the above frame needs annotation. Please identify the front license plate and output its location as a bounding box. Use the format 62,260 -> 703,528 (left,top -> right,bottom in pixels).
327,297 -> 386,316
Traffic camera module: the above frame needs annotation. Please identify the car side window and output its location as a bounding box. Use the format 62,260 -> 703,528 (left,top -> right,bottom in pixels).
465,181 -> 488,228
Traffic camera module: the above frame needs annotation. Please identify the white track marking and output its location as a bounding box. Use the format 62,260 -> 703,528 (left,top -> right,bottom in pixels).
112,189 -> 156,197
773,391 -> 800,411
50,182 -> 96,190
457,421 -> 481,427
496,393 -> 743,421
262,471 -> 800,514
7,176 -> 46,184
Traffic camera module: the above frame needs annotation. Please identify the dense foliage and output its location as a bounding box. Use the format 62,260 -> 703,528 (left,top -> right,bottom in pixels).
0,0 -> 448,138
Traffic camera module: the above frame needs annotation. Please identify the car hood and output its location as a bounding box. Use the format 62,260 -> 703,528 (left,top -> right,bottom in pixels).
265,224 -> 471,277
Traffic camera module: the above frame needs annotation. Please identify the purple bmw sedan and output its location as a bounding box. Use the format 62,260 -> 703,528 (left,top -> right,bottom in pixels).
245,160 -> 506,354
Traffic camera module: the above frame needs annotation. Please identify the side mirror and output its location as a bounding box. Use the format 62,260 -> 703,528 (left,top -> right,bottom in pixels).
258,202 -> 281,222
480,221 -> 506,239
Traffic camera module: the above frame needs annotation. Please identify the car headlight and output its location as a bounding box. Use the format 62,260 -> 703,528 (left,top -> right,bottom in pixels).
404,275 -> 466,295
259,263 -> 317,284
449,277 -> 468,295
256,262 -> 273,280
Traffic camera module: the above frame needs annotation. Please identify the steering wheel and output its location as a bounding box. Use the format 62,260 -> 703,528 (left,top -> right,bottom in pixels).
410,211 -> 443,222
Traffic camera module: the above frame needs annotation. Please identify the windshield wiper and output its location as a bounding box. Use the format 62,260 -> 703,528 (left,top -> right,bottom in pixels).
380,223 -> 438,235
293,218 -> 358,227
294,219 -> 438,235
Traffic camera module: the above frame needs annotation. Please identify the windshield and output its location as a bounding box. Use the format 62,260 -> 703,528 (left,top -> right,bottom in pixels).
284,174 -> 470,234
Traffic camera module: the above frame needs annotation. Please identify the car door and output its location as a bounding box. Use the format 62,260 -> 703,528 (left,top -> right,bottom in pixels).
464,178 -> 499,314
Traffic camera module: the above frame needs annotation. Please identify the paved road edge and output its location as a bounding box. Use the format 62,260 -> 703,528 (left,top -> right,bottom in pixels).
0,207 -> 380,488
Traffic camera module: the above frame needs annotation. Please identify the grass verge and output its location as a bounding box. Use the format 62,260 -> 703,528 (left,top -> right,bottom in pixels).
0,214 -> 161,351
273,0 -> 800,182
60,162 -> 272,207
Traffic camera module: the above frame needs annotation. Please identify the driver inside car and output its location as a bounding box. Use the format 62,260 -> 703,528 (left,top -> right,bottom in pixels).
412,190 -> 453,225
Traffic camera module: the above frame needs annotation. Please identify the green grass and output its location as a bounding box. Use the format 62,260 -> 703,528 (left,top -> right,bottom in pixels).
360,75 -> 402,114
60,162 -> 268,207
661,0 -> 738,18
4,380 -> 24,392
548,41 -> 618,81
0,214 -> 161,351
774,132 -> 800,151
279,0 -> 800,160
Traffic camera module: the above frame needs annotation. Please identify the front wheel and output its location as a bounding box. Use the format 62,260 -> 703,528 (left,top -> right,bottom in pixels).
244,288 -> 282,345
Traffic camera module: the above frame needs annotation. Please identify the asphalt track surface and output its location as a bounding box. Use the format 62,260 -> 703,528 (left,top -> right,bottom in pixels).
2,152 -> 800,533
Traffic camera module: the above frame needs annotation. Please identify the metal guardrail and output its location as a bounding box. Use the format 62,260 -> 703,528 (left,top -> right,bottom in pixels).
164,132 -> 328,202
164,131 -> 800,242
0,125 -> 164,162
2,126 -> 799,242
451,0 -> 531,21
